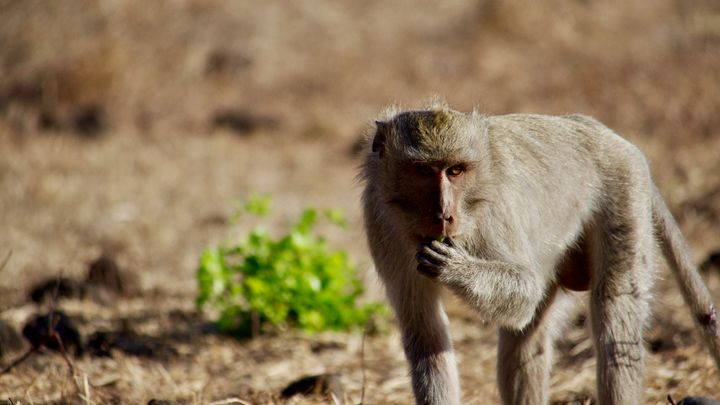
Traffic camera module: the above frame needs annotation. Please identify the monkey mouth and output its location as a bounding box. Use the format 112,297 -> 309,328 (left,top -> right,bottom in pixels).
417,234 -> 459,244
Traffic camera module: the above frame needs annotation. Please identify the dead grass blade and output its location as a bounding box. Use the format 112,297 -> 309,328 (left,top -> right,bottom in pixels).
208,398 -> 252,405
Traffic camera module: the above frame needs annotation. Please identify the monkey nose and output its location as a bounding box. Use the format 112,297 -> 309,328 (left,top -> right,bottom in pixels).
436,212 -> 454,223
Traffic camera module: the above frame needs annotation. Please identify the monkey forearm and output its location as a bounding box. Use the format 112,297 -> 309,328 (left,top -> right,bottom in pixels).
416,240 -> 544,329
440,259 -> 543,329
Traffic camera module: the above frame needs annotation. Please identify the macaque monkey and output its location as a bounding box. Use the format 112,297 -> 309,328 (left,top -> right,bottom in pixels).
360,101 -> 720,405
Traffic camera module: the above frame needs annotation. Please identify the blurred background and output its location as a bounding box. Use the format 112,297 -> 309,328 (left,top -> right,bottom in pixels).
1,0 -> 719,403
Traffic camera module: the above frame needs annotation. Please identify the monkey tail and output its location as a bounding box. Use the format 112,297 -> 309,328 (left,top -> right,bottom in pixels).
652,185 -> 720,371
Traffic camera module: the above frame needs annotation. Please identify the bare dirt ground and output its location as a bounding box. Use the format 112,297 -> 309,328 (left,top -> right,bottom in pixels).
1,0 -> 719,403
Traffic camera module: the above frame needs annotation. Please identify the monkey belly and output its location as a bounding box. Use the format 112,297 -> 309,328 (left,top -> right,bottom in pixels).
557,242 -> 592,292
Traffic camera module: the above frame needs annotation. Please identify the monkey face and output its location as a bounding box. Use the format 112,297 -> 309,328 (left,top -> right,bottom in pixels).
385,160 -> 478,243
367,109 -> 488,245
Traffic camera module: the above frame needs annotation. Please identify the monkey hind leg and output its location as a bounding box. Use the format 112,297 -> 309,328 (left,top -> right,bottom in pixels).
497,287 -> 571,405
591,292 -> 649,405
590,202 -> 656,404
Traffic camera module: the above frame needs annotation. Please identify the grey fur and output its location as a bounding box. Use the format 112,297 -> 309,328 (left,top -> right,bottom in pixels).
360,103 -> 720,405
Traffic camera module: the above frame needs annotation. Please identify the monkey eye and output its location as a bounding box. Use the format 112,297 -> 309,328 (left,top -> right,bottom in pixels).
447,165 -> 464,176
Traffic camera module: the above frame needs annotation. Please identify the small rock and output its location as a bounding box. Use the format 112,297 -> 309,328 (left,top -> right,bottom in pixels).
211,109 -> 279,135
85,255 -> 136,296
38,104 -> 107,137
205,49 -> 252,76
86,330 -> 115,357
281,373 -> 344,401
86,329 -> 177,359
22,311 -> 83,356
72,104 -> 106,137
29,277 -> 86,303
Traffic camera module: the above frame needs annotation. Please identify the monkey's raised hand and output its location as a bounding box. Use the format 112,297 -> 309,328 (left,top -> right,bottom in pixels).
415,239 -> 475,280
415,238 -> 543,328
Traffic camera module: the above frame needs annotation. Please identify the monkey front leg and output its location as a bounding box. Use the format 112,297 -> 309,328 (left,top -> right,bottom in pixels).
382,270 -> 461,405
416,240 -> 545,330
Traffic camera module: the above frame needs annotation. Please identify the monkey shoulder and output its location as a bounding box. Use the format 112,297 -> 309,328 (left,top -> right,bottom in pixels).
487,113 -> 648,166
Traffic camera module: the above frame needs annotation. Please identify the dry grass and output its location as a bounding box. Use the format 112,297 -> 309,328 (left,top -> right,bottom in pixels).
1,0 -> 719,403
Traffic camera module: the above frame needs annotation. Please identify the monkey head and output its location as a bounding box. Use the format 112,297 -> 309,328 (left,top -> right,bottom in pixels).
365,108 -> 489,244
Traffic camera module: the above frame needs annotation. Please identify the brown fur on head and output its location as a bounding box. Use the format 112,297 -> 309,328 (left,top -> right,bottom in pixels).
361,105 -> 489,243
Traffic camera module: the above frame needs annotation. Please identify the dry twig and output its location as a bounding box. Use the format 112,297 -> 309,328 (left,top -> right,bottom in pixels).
78,373 -> 92,405
0,346 -> 39,376
0,250 -> 11,273
208,398 -> 252,405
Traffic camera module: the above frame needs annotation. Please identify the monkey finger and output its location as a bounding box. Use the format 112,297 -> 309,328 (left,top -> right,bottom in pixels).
417,239 -> 445,253
417,248 -> 447,265
416,263 -> 440,278
428,240 -> 454,255
416,251 -> 444,267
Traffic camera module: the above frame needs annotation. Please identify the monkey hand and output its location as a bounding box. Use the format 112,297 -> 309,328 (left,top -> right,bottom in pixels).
416,239 -> 474,280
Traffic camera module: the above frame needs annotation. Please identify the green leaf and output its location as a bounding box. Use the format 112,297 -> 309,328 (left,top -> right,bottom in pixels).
196,248 -> 227,308
244,194 -> 272,217
294,208 -> 317,235
323,208 -> 348,228
196,200 -> 386,337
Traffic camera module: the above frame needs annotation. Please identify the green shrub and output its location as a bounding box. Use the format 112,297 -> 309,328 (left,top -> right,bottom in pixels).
196,196 -> 384,337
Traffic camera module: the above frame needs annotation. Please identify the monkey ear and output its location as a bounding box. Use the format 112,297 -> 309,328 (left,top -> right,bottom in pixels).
372,121 -> 388,157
